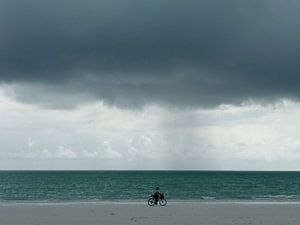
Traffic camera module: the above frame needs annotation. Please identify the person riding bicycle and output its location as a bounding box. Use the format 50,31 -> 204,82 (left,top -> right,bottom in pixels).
153,187 -> 162,205
148,187 -> 167,206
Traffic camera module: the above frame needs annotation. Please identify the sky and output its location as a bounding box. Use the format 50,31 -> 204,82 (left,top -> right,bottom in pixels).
1,0 -> 300,170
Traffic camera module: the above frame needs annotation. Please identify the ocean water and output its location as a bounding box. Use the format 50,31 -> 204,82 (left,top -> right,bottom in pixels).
1,171 -> 300,202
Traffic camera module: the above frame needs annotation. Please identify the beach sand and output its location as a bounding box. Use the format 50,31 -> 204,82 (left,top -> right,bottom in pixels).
1,201 -> 300,225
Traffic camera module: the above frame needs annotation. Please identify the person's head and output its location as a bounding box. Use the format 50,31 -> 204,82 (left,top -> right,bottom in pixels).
156,187 -> 159,190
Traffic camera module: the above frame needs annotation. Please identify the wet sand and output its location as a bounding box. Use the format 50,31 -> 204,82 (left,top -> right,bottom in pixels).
1,201 -> 300,225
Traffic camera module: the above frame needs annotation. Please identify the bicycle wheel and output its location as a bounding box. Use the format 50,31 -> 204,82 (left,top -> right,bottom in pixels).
148,197 -> 155,206
159,199 -> 167,206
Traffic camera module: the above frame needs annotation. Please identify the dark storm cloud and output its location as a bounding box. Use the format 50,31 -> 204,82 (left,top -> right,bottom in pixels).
1,0 -> 300,108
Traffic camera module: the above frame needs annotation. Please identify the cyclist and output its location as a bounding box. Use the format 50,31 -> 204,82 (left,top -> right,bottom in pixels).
153,187 -> 162,205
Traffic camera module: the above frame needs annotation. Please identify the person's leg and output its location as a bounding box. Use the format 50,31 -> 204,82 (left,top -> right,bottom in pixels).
154,196 -> 158,205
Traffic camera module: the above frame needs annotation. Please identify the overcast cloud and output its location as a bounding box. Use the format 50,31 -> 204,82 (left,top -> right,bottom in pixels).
1,0 -> 300,108
1,1 -> 300,170
2,90 -> 300,170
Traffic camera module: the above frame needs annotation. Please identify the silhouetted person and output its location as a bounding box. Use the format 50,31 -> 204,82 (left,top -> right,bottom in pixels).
153,187 -> 162,205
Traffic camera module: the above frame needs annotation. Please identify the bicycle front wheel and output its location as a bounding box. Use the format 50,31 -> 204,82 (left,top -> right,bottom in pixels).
159,199 -> 167,206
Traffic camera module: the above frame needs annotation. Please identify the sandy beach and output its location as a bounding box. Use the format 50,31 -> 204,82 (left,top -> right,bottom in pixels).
1,201 -> 300,225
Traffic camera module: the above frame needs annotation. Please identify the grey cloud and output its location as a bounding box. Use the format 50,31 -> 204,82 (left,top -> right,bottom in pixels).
1,0 -> 300,108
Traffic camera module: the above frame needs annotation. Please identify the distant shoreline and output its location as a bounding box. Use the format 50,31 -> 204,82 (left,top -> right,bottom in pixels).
2,170 -> 300,172
3,199 -> 300,205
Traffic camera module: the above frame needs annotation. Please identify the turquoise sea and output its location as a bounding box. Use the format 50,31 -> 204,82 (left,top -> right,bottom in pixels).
1,171 -> 300,202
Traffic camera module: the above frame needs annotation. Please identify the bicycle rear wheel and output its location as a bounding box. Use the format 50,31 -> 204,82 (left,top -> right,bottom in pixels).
148,197 -> 155,206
